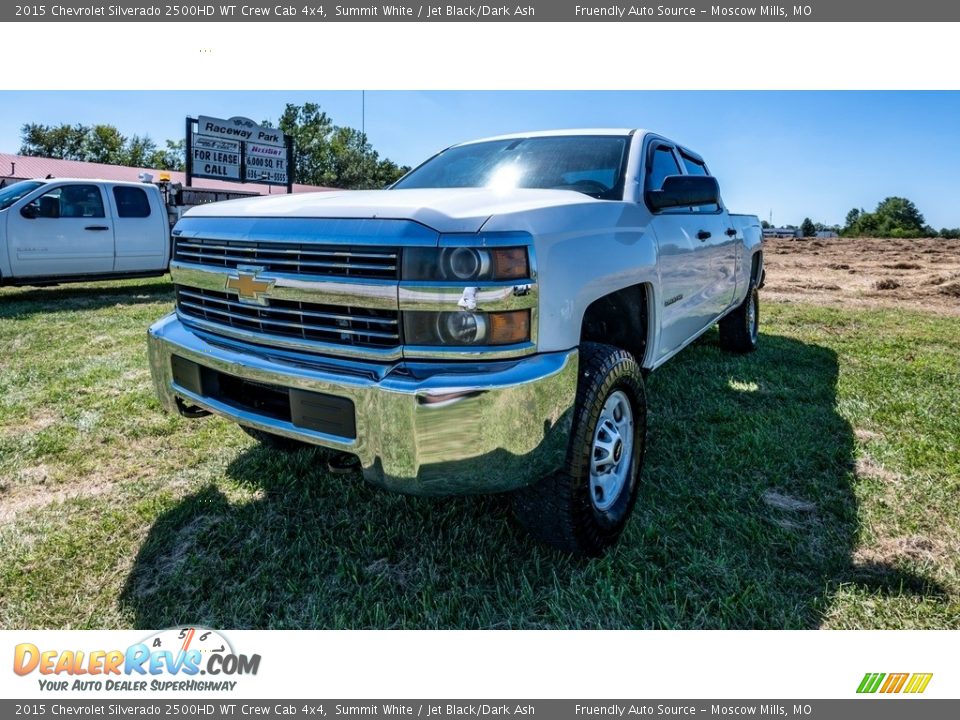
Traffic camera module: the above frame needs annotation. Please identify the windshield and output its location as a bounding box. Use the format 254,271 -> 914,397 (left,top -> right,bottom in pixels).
0,181 -> 44,211
393,135 -> 631,200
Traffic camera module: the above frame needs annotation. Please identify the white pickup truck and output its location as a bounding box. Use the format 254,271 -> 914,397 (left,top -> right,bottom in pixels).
147,129 -> 763,555
0,178 -> 170,286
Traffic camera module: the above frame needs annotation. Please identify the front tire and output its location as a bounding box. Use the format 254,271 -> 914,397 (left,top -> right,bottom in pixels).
719,280 -> 760,353
513,342 -> 647,556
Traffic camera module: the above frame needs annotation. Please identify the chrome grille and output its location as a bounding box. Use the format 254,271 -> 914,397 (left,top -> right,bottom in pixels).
173,237 -> 399,279
175,285 -> 400,349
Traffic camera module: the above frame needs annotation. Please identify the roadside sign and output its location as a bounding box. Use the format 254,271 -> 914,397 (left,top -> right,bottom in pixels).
186,115 -> 294,191
190,134 -> 241,181
197,115 -> 285,147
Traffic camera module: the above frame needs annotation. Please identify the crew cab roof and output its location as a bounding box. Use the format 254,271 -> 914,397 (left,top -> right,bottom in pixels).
453,128 -> 643,146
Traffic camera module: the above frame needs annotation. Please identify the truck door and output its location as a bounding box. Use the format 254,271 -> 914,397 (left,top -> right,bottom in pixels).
8,182 -> 115,277
645,142 -> 717,360
108,185 -> 168,272
679,151 -> 738,314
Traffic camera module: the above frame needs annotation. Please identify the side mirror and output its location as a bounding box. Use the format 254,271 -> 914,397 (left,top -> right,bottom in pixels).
20,203 -> 39,219
646,175 -> 720,211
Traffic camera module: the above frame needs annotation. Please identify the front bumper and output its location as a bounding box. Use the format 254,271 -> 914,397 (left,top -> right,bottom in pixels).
147,313 -> 578,495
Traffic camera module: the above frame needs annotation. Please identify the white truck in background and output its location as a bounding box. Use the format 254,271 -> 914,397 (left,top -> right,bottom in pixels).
0,177 -> 257,287
147,129 -> 764,555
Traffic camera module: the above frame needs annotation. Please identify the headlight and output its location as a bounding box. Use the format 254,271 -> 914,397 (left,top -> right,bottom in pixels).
403,310 -> 530,346
402,247 -> 529,281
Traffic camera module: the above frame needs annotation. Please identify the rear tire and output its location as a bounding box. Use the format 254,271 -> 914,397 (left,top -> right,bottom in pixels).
513,342 -> 647,556
719,280 -> 760,353
240,425 -> 311,452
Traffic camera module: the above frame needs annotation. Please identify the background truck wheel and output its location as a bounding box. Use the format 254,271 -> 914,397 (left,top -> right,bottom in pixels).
513,342 -> 647,556
719,280 -> 760,353
240,425 -> 311,452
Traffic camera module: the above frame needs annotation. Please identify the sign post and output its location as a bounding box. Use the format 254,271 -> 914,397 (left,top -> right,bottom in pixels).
185,115 -> 294,192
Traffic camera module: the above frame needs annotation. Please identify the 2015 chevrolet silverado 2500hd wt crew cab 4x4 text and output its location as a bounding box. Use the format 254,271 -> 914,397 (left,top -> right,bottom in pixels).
147,129 -> 763,555
0,179 -> 171,286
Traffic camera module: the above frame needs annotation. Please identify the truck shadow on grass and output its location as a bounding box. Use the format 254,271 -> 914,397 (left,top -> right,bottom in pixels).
0,280 -> 173,317
120,331 -> 947,629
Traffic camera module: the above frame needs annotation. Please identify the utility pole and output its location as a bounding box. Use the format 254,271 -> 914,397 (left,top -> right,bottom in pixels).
362,90 -> 366,136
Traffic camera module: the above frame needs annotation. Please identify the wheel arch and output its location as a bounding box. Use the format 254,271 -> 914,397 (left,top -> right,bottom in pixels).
579,282 -> 653,368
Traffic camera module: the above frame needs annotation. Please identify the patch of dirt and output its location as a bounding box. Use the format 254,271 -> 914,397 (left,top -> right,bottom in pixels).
854,536 -> 947,565
855,457 -> 902,484
940,282 -> 960,298
795,282 -> 842,291
762,236 -> 960,315
0,475 -> 113,523
762,490 -> 816,513
882,262 -> 922,270
854,428 -> 882,442
1,411 -> 59,438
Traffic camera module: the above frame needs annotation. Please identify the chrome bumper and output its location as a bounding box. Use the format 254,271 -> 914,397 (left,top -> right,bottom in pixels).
147,313 -> 578,495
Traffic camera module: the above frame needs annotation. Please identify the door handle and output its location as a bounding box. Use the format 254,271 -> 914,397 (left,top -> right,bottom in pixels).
84,225 -> 110,231
725,228 -> 738,237
697,230 -> 712,241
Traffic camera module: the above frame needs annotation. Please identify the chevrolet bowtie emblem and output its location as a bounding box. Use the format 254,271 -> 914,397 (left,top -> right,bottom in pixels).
225,267 -> 274,305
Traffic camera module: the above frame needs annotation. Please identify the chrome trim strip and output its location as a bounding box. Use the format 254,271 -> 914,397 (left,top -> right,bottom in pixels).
170,261 -> 399,310
401,341 -> 537,361
398,282 -> 537,312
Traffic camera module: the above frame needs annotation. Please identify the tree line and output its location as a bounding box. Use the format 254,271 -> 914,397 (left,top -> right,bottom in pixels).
772,197 -> 959,239
17,103 -> 409,190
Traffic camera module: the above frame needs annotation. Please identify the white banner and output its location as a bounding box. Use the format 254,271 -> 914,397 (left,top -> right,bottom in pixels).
1,630 -> 955,700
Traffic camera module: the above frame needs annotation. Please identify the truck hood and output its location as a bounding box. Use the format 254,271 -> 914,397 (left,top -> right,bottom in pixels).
184,188 -> 602,234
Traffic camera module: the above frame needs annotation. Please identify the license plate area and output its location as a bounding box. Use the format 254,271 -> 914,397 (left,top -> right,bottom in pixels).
170,355 -> 357,439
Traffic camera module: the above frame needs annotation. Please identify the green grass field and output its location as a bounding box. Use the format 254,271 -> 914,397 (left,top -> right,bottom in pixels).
1,278 -> 958,629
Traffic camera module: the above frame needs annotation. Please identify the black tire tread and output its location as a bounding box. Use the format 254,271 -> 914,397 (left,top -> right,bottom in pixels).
513,342 -> 647,556
719,281 -> 759,354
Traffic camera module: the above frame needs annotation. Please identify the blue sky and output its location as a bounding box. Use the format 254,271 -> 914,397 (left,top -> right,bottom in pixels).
1,90 -> 958,228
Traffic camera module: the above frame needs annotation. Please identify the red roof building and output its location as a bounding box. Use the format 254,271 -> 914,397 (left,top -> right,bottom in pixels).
0,152 -> 332,196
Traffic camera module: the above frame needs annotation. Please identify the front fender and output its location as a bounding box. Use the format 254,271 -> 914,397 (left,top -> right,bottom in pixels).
482,200 -> 659,358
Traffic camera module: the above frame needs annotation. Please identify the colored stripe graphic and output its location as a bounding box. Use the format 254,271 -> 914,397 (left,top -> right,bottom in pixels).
857,672 -> 933,694
857,673 -> 885,693
880,673 -> 909,693
904,673 -> 934,694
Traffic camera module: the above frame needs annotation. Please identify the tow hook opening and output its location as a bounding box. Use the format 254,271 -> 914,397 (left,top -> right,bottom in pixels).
176,397 -> 211,418
327,452 -> 361,475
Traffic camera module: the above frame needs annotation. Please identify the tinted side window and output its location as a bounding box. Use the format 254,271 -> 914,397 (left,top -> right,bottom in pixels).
681,155 -> 708,176
28,184 -> 105,219
681,154 -> 719,211
113,186 -> 151,218
646,146 -> 681,193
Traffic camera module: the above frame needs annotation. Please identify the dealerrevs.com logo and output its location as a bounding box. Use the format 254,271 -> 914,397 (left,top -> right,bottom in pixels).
13,627 -> 260,693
